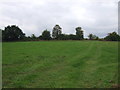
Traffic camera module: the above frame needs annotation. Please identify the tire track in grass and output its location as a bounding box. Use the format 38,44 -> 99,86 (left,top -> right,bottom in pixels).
77,42 -> 118,88
3,42 -> 76,87
32,42 -> 97,88
65,41 -> 102,88
10,48 -> 84,88
3,41 -> 118,88
23,57 -> 74,88
48,41 -> 97,88
80,42 -> 113,88
2,42 -> 96,87
93,42 -> 118,88
19,42 -> 92,88
6,55 -> 68,88
65,41 -> 100,88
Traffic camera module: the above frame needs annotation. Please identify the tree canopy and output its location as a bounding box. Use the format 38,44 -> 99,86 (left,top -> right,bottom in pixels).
104,32 -> 120,41
2,25 -> 25,41
41,30 -> 51,40
88,34 -> 99,40
1,24 -> 120,42
52,24 -> 62,39
75,27 -> 84,40
0,29 -> 2,42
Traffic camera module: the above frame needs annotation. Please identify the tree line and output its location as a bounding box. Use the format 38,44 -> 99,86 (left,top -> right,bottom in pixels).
1,25 -> 120,41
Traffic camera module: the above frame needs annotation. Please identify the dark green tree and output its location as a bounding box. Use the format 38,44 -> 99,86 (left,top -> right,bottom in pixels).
39,35 -> 43,40
88,34 -> 93,40
25,36 -> 32,41
52,24 -> 62,39
95,36 -> 99,40
2,25 -> 25,41
0,29 -> 2,42
75,27 -> 84,40
88,34 -> 99,40
69,34 -> 77,40
41,30 -> 51,40
31,34 -> 37,39
57,34 -> 70,40
104,32 -> 120,41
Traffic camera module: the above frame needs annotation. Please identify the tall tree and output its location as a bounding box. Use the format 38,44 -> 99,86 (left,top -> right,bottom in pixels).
75,27 -> 84,40
41,30 -> 51,40
52,24 -> 62,39
2,25 -> 25,41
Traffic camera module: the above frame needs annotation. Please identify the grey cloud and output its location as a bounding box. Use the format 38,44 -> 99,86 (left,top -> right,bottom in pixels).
0,0 -> 118,37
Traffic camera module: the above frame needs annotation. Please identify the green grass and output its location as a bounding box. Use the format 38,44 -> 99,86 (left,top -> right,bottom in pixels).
2,41 -> 118,88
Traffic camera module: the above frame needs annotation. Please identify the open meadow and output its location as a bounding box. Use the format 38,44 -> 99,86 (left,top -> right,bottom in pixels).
2,41 -> 118,88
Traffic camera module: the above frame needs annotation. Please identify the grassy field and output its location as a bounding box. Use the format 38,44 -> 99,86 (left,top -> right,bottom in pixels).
2,41 -> 118,88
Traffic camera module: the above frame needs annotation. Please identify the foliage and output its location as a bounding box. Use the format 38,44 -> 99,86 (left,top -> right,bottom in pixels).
56,34 -> 66,40
69,34 -> 77,40
31,34 -> 37,39
0,29 -> 2,42
39,35 -> 43,40
56,34 -> 69,40
25,36 -> 32,41
88,34 -> 99,40
104,32 -> 120,41
75,27 -> 84,40
41,30 -> 51,40
52,24 -> 62,39
56,34 -> 80,40
2,25 -> 25,41
1,24 -> 119,42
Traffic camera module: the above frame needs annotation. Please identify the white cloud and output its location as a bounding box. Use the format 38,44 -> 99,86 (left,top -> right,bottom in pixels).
0,0 -> 118,37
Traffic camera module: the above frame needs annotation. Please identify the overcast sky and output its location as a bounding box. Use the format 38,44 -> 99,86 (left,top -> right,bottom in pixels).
0,0 -> 118,38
